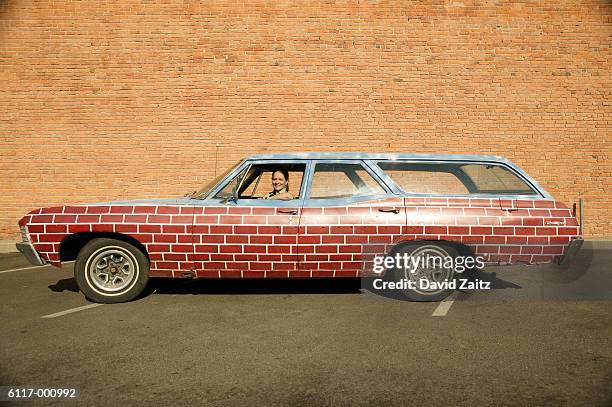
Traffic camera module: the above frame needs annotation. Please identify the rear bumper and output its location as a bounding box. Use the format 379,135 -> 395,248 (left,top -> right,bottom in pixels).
559,237 -> 584,265
16,242 -> 46,266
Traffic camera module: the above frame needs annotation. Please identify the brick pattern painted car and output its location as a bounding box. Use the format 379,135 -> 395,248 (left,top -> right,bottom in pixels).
16,153 -> 583,303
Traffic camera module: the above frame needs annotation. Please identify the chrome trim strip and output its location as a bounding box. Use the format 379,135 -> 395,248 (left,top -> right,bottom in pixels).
559,237 -> 584,265
16,242 -> 46,266
247,152 -> 509,162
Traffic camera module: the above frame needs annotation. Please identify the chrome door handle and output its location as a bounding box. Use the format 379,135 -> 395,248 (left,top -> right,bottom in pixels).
378,207 -> 400,214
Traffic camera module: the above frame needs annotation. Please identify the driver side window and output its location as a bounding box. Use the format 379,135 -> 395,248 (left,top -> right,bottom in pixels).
214,163 -> 306,200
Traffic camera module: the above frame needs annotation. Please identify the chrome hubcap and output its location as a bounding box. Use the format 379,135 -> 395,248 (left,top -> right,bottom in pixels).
88,249 -> 136,292
401,246 -> 453,294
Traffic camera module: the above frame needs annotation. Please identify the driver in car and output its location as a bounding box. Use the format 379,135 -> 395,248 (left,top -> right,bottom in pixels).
262,169 -> 294,200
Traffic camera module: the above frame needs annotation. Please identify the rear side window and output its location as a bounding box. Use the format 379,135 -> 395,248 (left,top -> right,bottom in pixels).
309,163 -> 385,199
376,161 -> 538,196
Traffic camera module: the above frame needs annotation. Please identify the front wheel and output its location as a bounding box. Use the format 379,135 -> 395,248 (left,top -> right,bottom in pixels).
74,238 -> 149,303
391,242 -> 458,302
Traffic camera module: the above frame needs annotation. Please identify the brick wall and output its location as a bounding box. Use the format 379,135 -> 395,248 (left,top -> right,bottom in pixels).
1,0 -> 610,240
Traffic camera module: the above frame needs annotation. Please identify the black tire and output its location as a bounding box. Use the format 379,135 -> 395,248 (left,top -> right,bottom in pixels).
74,238 -> 149,303
391,242 -> 458,302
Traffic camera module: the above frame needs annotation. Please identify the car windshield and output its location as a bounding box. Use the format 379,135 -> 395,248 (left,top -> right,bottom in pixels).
190,160 -> 243,199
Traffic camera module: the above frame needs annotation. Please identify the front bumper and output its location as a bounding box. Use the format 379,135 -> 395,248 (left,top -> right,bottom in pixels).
559,237 -> 584,265
16,242 -> 46,266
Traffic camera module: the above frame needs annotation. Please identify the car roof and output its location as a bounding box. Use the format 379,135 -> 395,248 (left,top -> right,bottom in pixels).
246,152 -> 510,163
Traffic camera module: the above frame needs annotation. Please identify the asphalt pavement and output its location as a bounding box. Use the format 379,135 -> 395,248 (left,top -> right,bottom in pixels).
0,243 -> 610,406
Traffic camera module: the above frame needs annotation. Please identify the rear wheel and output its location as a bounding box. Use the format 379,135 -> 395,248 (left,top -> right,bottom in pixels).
74,238 -> 149,303
392,242 -> 458,302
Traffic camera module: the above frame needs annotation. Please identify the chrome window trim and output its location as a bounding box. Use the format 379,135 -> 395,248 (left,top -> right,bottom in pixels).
372,159 -> 553,200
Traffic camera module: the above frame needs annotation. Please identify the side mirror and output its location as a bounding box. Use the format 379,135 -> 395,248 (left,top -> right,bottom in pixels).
222,195 -> 238,205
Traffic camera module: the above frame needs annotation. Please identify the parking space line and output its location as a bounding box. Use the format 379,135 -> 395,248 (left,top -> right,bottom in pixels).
41,303 -> 103,319
0,265 -> 49,274
432,291 -> 460,317
0,261 -> 74,274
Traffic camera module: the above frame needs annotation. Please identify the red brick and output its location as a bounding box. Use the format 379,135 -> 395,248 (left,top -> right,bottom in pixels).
448,226 -> 469,235
461,235 -> 484,244
31,215 -> 54,224
243,245 -> 266,253
515,227 -> 535,235
523,218 -> 543,226
154,234 -> 177,243
484,236 -> 505,244
210,225 -> 233,234
219,244 -> 243,253
330,226 -> 353,234
86,206 -> 110,214
63,206 -> 87,214
27,225 -> 45,233
204,207 -> 228,214
133,206 -> 157,214
148,215 -> 171,223
194,244 -> 219,253
69,224 -> 91,233
46,224 -> 67,233
157,206 -> 181,214
124,215 -> 147,223
38,233 -> 66,242
164,253 -> 187,261
536,227 -> 557,235
306,226 -> 329,235
111,206 -> 134,214
274,235 -> 297,244
139,224 -> 161,233
171,244 -> 193,253
493,227 -> 514,235
164,225 -> 187,233
234,226 -> 257,234
521,245 -> 543,254
322,235 -> 344,244
471,226 -> 492,235
115,224 -> 138,233
147,244 -> 171,252
506,236 -> 527,245
425,226 -> 447,235
477,217 -> 501,226
227,235 -> 248,244
558,227 -> 579,235
54,215 -> 77,223
250,235 -> 273,244
528,236 -> 548,245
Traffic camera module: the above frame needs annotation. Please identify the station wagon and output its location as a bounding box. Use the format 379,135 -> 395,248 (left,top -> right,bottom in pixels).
16,153 -> 583,303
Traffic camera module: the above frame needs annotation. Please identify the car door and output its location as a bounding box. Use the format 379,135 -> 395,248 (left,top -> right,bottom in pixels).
191,160 -> 308,278
298,160 -> 406,278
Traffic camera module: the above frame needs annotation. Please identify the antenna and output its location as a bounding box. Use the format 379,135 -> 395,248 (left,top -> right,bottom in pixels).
214,143 -> 220,178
